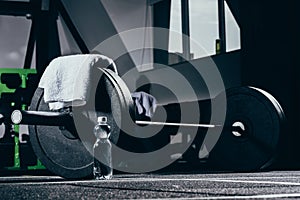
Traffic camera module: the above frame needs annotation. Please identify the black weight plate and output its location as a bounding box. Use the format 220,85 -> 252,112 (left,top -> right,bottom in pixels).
29,68 -> 134,179
208,86 -> 285,171
29,88 -> 94,179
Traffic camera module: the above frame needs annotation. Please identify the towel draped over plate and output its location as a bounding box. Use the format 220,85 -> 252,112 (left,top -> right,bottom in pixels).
38,54 -> 156,118
39,54 -> 117,110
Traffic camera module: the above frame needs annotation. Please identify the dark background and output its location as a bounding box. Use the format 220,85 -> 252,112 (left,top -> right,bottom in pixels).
238,0 -> 300,167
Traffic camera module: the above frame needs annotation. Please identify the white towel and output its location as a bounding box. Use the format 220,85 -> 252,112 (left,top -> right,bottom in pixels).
39,54 -> 117,110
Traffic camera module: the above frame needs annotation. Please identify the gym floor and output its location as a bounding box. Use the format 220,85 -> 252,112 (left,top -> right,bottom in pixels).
1,170 -> 300,199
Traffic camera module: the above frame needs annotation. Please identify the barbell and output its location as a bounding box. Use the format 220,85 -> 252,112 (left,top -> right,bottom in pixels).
10,68 -> 285,179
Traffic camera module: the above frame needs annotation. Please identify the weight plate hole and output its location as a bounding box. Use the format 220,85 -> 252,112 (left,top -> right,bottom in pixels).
232,121 -> 246,137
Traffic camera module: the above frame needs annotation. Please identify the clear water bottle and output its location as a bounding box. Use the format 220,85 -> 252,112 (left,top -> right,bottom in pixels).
93,116 -> 113,180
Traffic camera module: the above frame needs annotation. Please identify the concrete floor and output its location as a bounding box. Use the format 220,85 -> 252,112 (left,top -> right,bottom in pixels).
1,171 -> 300,199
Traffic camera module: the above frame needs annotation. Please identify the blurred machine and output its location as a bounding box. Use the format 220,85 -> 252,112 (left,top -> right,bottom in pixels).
0,68 -> 43,171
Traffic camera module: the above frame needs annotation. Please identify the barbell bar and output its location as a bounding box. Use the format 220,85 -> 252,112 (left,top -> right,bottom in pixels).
12,110 -> 218,128
135,120 -> 220,128
11,109 -> 247,138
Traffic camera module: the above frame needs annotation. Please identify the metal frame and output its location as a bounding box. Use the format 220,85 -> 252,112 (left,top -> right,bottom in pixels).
0,0 -> 89,77
0,1 -> 32,16
181,0 -> 191,60
0,0 -> 89,171
54,0 -> 89,54
176,0 -> 227,59
218,0 -> 226,53
180,0 -> 227,59
0,0 -> 229,72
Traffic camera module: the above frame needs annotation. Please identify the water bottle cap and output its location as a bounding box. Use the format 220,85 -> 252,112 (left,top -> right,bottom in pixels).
97,116 -> 107,123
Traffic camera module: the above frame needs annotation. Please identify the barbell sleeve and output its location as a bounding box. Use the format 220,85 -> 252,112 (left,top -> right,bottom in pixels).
11,110 -> 73,126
